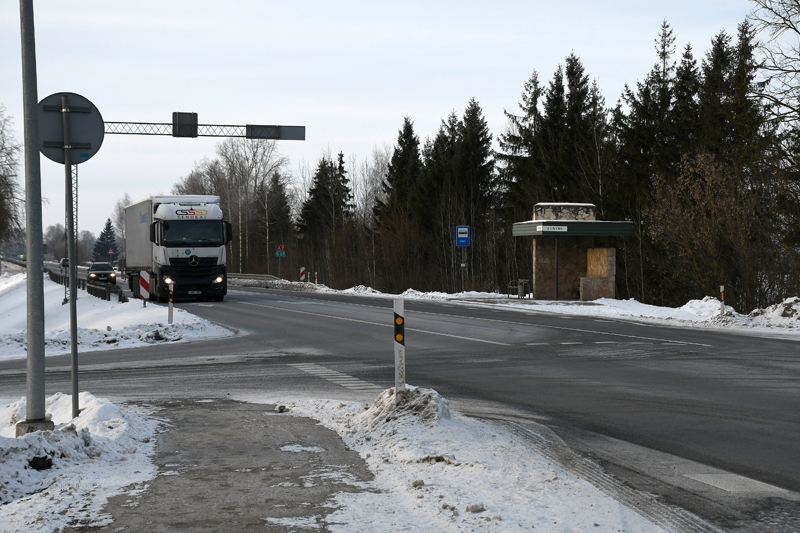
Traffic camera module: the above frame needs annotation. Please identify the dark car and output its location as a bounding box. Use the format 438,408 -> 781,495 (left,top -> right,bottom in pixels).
59,257 -> 69,268
87,262 -> 117,284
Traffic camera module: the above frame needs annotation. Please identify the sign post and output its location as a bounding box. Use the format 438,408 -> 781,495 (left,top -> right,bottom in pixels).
300,266 -> 306,282
393,299 -> 406,405
275,245 -> 286,280
456,226 -> 470,293
38,92 -> 104,420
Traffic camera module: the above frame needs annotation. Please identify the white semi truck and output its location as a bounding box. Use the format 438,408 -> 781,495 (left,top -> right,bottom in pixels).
124,195 -> 232,302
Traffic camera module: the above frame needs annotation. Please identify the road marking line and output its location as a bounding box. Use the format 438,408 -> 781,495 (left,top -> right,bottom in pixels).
560,342 -> 583,345
288,363 -> 382,391
683,473 -> 794,495
237,295 -> 711,347
241,301 -> 511,345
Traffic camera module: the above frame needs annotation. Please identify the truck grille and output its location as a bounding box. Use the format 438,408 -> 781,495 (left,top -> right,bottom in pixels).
168,257 -> 219,281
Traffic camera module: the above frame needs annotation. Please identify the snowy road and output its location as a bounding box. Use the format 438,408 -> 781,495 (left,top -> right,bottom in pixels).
2,271 -> 800,530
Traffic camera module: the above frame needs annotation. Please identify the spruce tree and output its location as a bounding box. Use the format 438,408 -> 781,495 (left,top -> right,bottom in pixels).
92,218 -> 119,263
374,117 -> 422,223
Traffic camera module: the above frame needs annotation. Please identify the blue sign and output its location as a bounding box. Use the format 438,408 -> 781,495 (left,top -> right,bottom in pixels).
456,225 -> 470,247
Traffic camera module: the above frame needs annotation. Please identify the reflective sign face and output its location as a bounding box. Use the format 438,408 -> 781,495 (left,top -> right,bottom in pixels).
456,225 -> 470,247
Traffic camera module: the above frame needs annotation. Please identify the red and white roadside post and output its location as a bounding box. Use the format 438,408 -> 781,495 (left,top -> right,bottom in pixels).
139,271 -> 150,307
394,299 -> 406,405
300,266 -> 306,282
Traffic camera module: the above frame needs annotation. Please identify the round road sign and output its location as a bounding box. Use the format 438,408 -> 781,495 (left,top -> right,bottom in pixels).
37,92 -> 104,164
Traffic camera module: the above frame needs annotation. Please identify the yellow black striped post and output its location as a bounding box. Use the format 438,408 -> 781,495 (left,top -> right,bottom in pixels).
394,299 -> 406,404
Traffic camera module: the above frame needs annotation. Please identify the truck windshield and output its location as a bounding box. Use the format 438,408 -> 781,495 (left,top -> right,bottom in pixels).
162,220 -> 225,247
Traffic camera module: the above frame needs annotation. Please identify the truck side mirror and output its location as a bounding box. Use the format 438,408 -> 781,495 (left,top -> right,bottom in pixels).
149,222 -> 157,244
226,221 -> 233,243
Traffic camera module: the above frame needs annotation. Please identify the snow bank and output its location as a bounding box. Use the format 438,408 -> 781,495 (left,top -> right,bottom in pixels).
0,273 -> 233,360
0,392 -> 159,532
276,386 -> 665,532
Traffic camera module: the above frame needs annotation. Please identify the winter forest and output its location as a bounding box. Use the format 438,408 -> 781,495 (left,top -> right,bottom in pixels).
2,4 -> 800,314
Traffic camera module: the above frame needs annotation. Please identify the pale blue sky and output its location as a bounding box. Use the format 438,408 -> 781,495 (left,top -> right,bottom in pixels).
1,1 -> 752,234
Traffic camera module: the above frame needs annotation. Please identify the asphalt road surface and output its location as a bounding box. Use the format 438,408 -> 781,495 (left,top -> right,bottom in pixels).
1,285 -> 799,531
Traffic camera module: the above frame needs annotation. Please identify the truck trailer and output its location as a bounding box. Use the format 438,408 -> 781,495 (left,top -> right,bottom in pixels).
124,195 -> 232,302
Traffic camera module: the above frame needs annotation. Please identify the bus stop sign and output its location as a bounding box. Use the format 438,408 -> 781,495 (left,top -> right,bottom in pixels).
456,225 -> 470,247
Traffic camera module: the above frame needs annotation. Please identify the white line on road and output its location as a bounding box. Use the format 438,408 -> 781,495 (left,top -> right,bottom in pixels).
240,301 -> 511,345
235,294 -> 711,347
288,363 -> 382,392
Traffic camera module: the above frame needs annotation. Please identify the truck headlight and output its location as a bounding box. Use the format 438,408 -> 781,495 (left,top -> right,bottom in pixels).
214,276 -> 224,283
163,276 -> 174,285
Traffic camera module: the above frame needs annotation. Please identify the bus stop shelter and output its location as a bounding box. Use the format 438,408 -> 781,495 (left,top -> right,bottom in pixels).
512,203 -> 633,300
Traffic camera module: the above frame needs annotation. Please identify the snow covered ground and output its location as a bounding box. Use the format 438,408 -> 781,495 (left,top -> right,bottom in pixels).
0,392 -> 159,532
3,265 -> 796,531
260,387 -> 669,532
0,269 -> 233,361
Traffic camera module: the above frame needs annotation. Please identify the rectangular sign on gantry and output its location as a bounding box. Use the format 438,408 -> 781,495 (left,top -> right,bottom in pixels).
456,225 -> 470,247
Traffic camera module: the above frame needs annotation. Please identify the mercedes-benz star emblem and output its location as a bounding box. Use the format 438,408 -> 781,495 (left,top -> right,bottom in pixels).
188,255 -> 200,267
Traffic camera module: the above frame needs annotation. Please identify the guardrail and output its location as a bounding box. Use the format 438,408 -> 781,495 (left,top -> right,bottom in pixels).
228,273 -> 281,281
46,268 -> 128,303
2,257 -> 28,268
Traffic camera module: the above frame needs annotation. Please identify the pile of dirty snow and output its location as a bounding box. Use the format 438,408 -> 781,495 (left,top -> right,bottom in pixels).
0,392 -> 159,532
274,386 -> 665,532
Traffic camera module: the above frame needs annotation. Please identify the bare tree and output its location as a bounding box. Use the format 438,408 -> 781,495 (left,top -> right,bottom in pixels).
351,144 -> 391,225
77,230 -> 95,264
43,224 -> 66,260
750,1 -> 800,125
112,192 -> 132,266
0,105 -> 22,243
216,138 -> 288,272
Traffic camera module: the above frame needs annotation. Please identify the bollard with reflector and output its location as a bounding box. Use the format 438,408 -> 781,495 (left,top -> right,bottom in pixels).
394,299 -> 406,405
168,282 -> 174,324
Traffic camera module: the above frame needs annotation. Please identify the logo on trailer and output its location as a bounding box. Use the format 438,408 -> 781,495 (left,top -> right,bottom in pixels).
175,209 -> 209,219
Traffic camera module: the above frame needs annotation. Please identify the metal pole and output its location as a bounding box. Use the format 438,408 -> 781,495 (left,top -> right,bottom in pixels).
17,0 -> 53,435
61,94 -> 80,420
393,299 -> 406,405
554,237 -> 559,301
460,248 -> 466,293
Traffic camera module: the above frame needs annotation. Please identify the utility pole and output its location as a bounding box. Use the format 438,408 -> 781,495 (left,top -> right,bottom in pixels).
16,0 -> 53,436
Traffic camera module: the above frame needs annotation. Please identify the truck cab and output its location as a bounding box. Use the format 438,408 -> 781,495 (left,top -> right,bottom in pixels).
125,195 -> 232,302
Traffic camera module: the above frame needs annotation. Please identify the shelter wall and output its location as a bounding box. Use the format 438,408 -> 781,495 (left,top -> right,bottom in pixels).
533,236 -> 593,299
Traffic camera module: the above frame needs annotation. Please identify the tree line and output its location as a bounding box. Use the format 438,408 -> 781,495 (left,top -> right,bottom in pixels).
3,3 -> 800,313
168,13 -> 800,312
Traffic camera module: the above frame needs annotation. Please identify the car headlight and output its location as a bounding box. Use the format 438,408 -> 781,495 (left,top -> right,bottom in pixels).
214,276 -> 224,283
89,273 -> 96,278
110,272 -> 116,277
